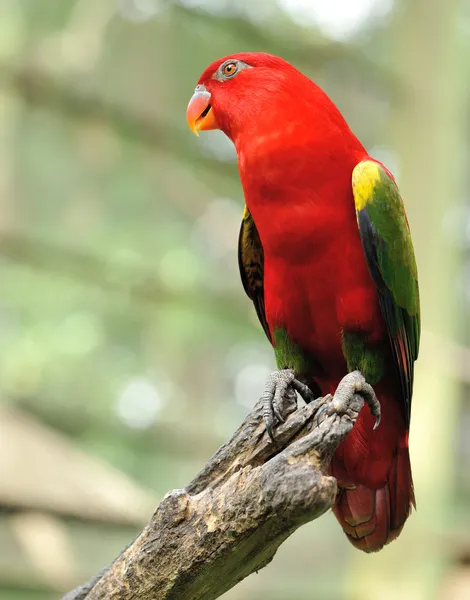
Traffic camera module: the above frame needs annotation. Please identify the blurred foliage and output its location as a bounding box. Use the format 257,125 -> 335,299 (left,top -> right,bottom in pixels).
1,0 -> 470,598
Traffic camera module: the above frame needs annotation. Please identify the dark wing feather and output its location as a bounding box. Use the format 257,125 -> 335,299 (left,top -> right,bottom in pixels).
238,206 -> 271,342
353,160 -> 420,425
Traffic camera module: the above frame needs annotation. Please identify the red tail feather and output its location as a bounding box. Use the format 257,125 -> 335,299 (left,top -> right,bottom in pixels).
332,446 -> 415,553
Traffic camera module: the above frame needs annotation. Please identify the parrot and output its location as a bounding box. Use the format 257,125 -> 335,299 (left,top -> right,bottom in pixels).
186,52 -> 420,553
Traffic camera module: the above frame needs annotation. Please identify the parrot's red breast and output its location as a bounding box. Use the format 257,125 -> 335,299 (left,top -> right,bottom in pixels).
187,52 -> 418,552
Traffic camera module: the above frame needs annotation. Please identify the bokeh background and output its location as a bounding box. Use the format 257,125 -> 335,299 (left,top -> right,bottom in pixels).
1,0 -> 469,599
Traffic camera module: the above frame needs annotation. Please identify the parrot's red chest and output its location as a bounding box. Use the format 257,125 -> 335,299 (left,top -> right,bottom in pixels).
240,150 -> 385,393
263,215 -> 384,390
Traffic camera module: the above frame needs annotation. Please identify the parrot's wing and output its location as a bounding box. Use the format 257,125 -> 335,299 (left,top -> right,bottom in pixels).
352,160 -> 420,425
238,206 -> 271,342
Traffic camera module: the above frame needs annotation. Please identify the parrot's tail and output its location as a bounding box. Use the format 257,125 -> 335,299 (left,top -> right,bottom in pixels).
331,446 -> 415,553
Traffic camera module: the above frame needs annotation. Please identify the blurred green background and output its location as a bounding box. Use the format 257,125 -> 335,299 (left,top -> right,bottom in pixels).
1,0 -> 469,599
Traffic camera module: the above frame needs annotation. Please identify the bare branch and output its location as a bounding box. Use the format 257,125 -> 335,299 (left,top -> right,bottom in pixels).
63,385 -> 366,600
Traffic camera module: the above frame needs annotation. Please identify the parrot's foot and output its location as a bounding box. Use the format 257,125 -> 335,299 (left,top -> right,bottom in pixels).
261,369 -> 317,441
316,371 -> 381,429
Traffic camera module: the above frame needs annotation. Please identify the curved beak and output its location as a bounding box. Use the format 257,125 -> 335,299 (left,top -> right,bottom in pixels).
186,86 -> 219,136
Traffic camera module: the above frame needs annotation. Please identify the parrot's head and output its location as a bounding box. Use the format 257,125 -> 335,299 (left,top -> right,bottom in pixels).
186,52 -> 308,144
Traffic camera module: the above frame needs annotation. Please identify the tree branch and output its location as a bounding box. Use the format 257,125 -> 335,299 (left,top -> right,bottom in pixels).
63,384 -> 366,600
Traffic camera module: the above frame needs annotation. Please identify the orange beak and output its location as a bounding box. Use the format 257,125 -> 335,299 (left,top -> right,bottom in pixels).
186,86 -> 219,136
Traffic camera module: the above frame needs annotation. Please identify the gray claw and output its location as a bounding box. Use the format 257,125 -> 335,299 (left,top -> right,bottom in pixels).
261,369 -> 315,440
357,380 -> 381,429
272,403 -> 285,424
315,371 -> 381,429
291,378 -> 317,403
315,405 -> 327,426
265,417 -> 274,441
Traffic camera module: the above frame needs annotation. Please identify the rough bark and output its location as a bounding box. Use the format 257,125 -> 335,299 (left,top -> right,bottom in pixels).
63,385 -> 367,600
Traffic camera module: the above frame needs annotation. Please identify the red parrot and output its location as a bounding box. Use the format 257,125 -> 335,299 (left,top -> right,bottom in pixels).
186,53 -> 420,553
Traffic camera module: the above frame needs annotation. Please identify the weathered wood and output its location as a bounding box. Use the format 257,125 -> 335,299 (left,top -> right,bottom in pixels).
63,385 -> 367,600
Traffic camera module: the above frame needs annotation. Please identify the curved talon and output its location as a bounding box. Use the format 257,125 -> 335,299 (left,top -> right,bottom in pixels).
291,378 -> 317,403
357,380 -> 381,429
315,404 -> 328,427
272,405 -> 285,424
262,383 -> 277,440
260,369 -> 315,440
314,395 -> 334,427
315,371 -> 381,429
265,418 -> 274,441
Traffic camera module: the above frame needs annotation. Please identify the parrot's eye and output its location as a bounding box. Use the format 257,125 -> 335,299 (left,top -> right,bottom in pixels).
222,61 -> 238,78
213,59 -> 251,82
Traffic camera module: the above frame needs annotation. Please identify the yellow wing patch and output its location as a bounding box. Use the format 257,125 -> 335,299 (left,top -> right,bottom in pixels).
352,160 -> 382,211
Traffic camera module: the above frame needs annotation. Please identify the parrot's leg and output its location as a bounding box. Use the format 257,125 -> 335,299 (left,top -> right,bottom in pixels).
261,369 -> 317,440
316,370 -> 381,428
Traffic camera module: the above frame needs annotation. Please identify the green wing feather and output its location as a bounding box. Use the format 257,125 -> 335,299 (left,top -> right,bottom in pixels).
238,206 -> 271,342
352,160 -> 420,425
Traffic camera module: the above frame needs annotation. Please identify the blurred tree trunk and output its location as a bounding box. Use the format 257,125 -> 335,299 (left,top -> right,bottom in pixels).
349,0 -> 468,598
